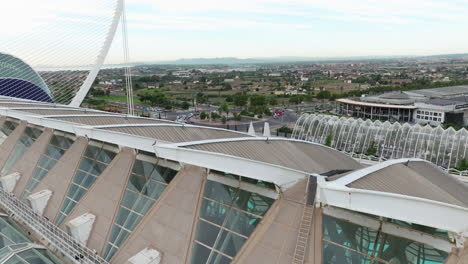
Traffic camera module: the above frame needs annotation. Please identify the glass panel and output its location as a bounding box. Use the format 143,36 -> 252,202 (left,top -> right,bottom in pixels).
97,149 -> 115,164
4,255 -> 24,264
84,145 -> 100,159
103,158 -> 177,261
195,221 -> 220,248
115,207 -> 131,227
191,243 -> 211,264
200,199 -> 228,226
204,181 -> 237,205
0,121 -> 17,137
323,215 -> 377,256
322,214 -> 449,264
214,230 -> 247,257
233,190 -> 274,216
22,134 -> 74,199
1,127 -> 42,176
191,178 -> 276,263
323,241 -> 372,264
383,219 -> 449,240
224,209 -> 260,237
208,252 -> 231,264
17,249 -> 56,264
103,246 -> 118,262
55,143 -> 115,226
375,233 -> 448,264
44,145 -> 62,160
151,166 -> 177,183
0,246 -> 12,259
0,218 -> 30,244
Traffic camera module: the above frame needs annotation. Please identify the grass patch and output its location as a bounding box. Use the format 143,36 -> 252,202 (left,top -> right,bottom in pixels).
95,96 -> 143,104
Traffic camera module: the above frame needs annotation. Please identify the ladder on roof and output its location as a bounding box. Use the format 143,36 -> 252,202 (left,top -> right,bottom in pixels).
292,176 -> 318,264
292,205 -> 314,264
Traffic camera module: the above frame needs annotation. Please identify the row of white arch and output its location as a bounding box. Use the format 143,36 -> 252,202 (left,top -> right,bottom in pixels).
292,114 -> 468,170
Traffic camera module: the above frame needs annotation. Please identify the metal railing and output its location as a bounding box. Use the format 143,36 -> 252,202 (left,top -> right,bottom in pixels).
0,189 -> 108,264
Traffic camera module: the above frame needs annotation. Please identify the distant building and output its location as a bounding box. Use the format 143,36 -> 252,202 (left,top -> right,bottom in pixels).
173,70 -> 191,78
337,85 -> 468,125
274,90 -> 285,95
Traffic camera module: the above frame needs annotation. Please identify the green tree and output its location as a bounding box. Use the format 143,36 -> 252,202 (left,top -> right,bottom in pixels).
224,83 -> 233,90
458,159 -> 468,171
317,90 -> 331,100
325,133 -> 333,147
269,97 -> 278,106
219,103 -> 230,115
289,95 -> 303,104
181,101 -> 190,110
233,93 -> 249,107
199,112 -> 207,120
367,141 -> 377,156
234,113 -> 242,121
250,95 -> 267,106
221,115 -> 227,124
211,112 -> 220,120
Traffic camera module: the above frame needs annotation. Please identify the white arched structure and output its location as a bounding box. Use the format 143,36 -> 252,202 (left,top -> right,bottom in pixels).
70,0 -> 124,107
0,0 -> 124,106
293,113 -> 468,171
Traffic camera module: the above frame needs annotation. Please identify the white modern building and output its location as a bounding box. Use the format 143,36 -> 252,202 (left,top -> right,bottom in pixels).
337,86 -> 468,125
0,97 -> 465,264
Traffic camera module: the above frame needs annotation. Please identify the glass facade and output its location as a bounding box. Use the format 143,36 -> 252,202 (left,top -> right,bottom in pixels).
191,178 -> 275,264
292,113 -> 468,170
383,219 -> 449,240
1,127 -> 42,176
55,143 -> 116,226
322,214 -> 449,264
0,121 -> 18,145
0,217 -> 29,248
2,248 -> 62,264
102,158 -> 178,261
22,133 -> 74,199
0,216 -> 61,263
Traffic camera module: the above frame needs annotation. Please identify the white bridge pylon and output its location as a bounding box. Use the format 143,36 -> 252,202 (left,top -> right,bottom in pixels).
70,0 -> 125,107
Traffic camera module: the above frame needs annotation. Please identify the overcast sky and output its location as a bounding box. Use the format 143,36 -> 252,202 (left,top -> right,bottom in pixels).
2,0 -> 468,65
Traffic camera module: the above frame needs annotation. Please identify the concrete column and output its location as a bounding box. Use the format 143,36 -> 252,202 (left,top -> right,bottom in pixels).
445,246 -> 468,264
60,147 -> 136,251
0,116 -> 6,133
0,120 -> 27,171
232,179 -> 322,264
111,165 -> 206,264
34,136 -> 88,221
13,128 -> 54,197
0,116 -> 7,147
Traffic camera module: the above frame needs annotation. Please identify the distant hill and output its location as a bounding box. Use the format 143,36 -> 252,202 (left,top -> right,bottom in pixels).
116,53 -> 468,67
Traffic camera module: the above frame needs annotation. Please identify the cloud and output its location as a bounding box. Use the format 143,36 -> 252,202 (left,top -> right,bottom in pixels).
126,13 -> 315,31
0,0 -> 116,36
128,0 -> 468,25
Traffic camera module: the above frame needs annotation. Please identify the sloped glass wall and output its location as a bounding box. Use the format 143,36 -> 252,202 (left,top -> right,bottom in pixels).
1,127 -> 42,176
22,133 -> 75,199
191,174 -> 275,264
102,157 -> 178,261
322,214 -> 449,264
293,114 -> 468,171
0,120 -> 17,145
55,142 -> 116,226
